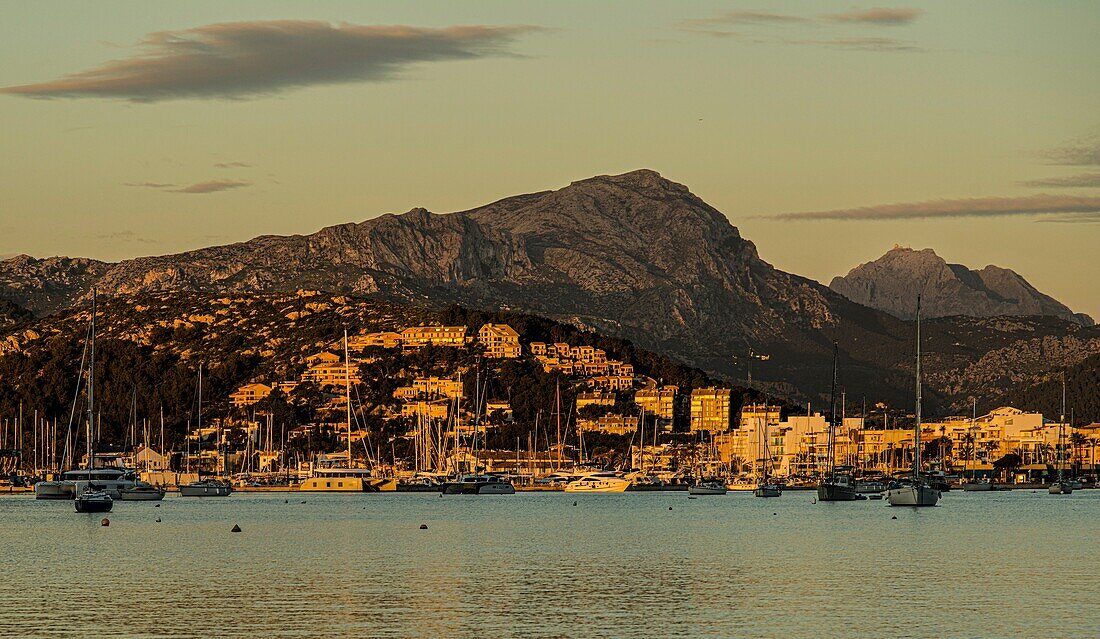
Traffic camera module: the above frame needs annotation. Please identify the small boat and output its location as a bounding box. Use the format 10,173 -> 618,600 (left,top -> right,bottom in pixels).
818,346 -> 859,503
754,483 -> 782,498
118,481 -> 166,501
726,478 -> 757,491
688,480 -> 728,495
1048,482 -> 1072,495
396,476 -> 444,492
180,479 -> 233,497
563,472 -> 630,493
1047,374 -> 1073,496
441,474 -> 516,495
819,473 -> 858,501
74,487 -> 113,513
962,479 -> 993,492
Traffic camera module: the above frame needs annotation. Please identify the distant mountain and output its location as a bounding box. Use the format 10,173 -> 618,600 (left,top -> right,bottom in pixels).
2,170 -> 1097,411
830,246 -> 1092,326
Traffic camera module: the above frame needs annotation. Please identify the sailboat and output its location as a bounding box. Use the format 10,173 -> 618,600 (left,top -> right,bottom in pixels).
1048,374 -> 1073,495
73,291 -> 113,514
180,363 -> 232,497
753,405 -> 781,498
961,400 -> 992,491
886,296 -> 941,507
818,342 -> 858,501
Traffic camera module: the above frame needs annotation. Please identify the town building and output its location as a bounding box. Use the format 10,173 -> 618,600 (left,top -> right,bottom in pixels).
400,325 -> 468,348
690,387 -> 733,433
348,331 -> 403,350
394,376 -> 464,401
635,386 -> 677,427
477,323 -> 521,358
230,383 -> 273,407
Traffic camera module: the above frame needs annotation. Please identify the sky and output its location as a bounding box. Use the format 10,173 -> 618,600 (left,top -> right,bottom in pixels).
1,1 -> 1098,316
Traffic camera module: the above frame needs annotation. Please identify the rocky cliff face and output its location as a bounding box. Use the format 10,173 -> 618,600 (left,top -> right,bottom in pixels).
830,246 -> 1092,326
2,171 -> 1094,409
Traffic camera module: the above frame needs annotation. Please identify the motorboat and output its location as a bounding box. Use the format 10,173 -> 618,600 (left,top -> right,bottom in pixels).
118,481 -> 166,501
753,483 -> 782,498
688,480 -> 728,495
180,479 -> 233,497
1048,482 -> 1073,495
74,487 -> 113,513
563,472 -> 630,493
818,472 -> 858,501
962,479 -> 993,492
441,474 -> 516,495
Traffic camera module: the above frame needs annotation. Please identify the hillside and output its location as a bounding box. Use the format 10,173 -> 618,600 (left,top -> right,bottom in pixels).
0,291 -> 741,451
1,170 -> 1095,412
830,246 -> 1092,326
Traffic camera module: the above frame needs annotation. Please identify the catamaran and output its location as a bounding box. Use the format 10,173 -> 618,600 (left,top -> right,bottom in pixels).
886,296 -> 940,507
818,342 -> 857,501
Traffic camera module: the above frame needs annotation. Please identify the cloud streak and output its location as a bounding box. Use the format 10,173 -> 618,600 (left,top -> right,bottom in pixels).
95,231 -> 159,244
124,181 -> 176,189
769,194 -> 1100,221
214,161 -> 251,168
826,8 -> 922,25
170,179 -> 250,194
0,21 -> 540,101
1020,173 -> 1100,188
1042,137 -> 1100,166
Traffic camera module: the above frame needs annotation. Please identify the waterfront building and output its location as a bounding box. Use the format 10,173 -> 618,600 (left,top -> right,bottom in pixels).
305,351 -> 341,366
576,391 -> 615,411
690,387 -> 733,433
348,331 -> 403,350
394,376 -> 464,400
302,361 -> 361,389
577,414 -> 638,436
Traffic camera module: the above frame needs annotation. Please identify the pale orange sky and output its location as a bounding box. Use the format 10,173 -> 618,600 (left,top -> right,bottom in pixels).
1,1 -> 1098,316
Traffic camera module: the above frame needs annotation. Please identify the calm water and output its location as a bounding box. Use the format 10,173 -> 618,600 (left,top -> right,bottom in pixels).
1,489 -> 1097,638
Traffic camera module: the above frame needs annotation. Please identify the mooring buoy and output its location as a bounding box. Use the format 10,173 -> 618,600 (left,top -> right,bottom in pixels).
231,524 -> 242,533
101,518 -> 110,527
419,524 -> 428,530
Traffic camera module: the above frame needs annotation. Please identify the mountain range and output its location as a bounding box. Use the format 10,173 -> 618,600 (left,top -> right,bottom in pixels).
830,246 -> 1092,326
2,169 -> 1096,414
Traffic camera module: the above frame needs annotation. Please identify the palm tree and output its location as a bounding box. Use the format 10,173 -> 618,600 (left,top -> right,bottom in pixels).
1070,432 -> 1087,475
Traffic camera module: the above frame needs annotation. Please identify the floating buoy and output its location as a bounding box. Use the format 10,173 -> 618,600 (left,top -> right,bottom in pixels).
100,518 -> 110,526
284,499 -> 289,504
668,506 -> 673,510
155,504 -> 161,508
811,498 -> 817,504
772,512 -> 777,516
155,517 -> 161,523
419,524 -> 428,530
572,501 -> 577,506
891,515 -> 898,520
231,524 -> 242,533
300,500 -> 306,504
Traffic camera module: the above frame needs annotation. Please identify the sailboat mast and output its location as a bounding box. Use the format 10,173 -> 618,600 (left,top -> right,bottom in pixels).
914,295 -> 922,480
86,289 -> 95,470
1059,372 -> 1066,481
828,341 -> 838,477
344,330 -> 353,467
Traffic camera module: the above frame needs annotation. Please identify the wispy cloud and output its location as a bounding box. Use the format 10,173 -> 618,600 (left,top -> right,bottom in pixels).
170,179 -> 250,194
680,11 -> 812,28
769,194 -> 1100,221
1042,136 -> 1100,166
0,21 -> 541,102
1020,173 -> 1100,188
785,36 -> 919,52
124,181 -> 176,189
826,8 -> 922,25
95,231 -> 159,244
214,161 -> 252,168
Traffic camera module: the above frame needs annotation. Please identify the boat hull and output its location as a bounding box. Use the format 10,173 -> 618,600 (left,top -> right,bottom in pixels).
34,481 -> 76,500
688,484 -> 728,495
962,481 -> 993,492
442,481 -> 516,495
1048,483 -> 1073,495
118,488 -> 166,501
886,484 -> 940,506
817,483 -> 858,501
180,483 -> 233,497
753,485 -> 782,498
74,493 -> 113,513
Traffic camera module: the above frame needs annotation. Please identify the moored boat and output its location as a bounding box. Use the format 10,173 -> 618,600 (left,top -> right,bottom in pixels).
180,479 -> 233,497
688,480 -> 727,495
118,481 -> 166,501
442,473 -> 516,494
563,471 -> 629,493
74,487 -> 113,513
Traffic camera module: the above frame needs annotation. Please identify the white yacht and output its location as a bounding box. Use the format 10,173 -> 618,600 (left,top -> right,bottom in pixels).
563,471 -> 631,493
887,296 -> 940,507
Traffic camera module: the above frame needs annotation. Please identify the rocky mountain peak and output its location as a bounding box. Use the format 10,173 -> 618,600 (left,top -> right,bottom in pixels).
830,247 -> 1092,325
